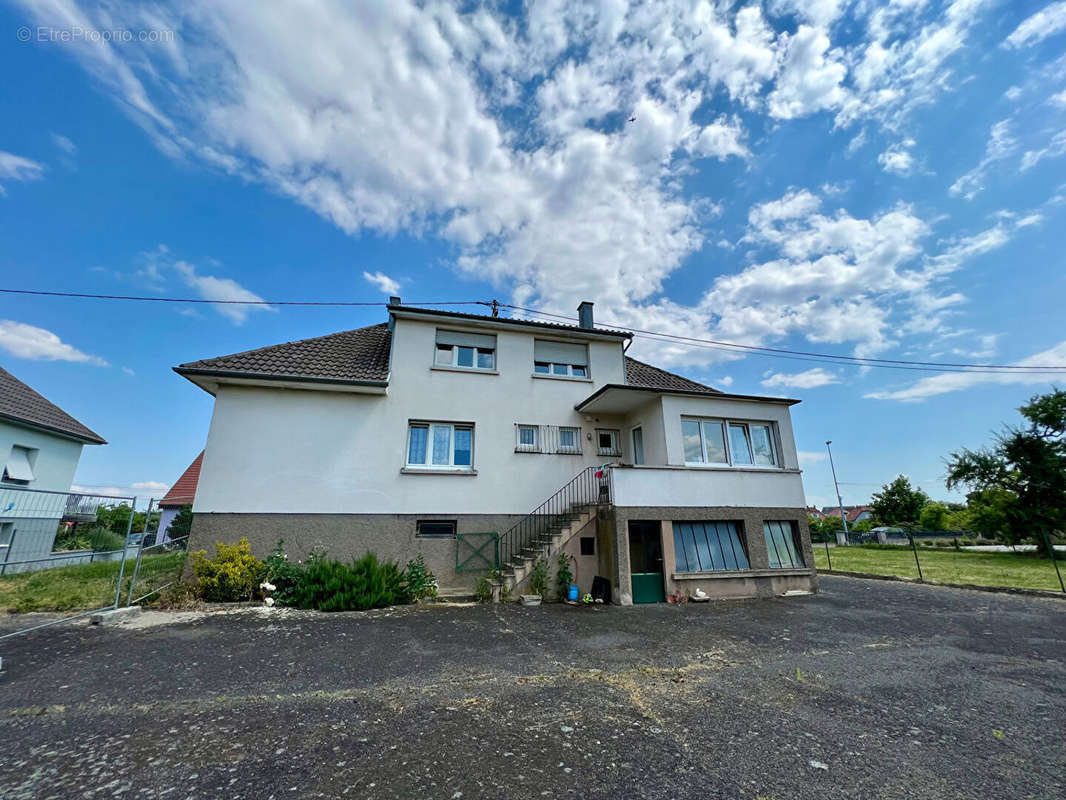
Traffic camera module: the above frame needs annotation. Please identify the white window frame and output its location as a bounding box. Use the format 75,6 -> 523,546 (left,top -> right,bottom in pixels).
631,426 -> 645,465
515,424 -> 540,453
557,426 -> 582,454
435,343 -> 496,371
681,417 -> 780,469
596,428 -> 621,457
533,361 -> 588,378
406,422 -> 475,470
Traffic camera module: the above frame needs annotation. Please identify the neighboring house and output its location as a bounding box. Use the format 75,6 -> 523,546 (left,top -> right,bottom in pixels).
0,366 -> 107,570
156,451 -> 203,543
175,300 -> 815,604
823,505 -> 874,524
807,506 -> 827,520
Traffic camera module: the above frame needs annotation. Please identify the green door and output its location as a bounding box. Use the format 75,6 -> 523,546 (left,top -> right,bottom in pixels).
629,521 -> 665,604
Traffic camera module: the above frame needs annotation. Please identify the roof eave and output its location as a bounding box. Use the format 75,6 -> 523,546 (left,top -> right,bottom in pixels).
174,366 -> 390,396
576,383 -> 801,412
0,411 -> 106,445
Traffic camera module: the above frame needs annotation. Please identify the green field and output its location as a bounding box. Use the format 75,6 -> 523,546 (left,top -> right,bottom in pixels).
814,545 -> 1065,592
0,551 -> 186,613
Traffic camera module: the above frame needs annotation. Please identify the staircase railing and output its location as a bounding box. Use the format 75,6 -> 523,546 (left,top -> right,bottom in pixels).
498,464 -> 613,570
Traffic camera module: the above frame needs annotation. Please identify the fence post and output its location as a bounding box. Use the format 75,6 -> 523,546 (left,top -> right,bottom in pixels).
823,535 -> 833,571
907,532 -> 923,582
125,498 -> 154,606
1039,529 -> 1065,593
112,497 -> 137,608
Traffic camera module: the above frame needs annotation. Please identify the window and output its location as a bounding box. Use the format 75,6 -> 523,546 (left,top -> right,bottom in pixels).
2,446 -> 35,485
558,426 -> 581,454
580,536 -> 595,556
417,520 -> 457,539
434,330 -> 496,371
681,417 -> 778,468
673,522 -> 750,572
407,422 -> 474,469
516,424 -> 539,452
763,521 -> 805,568
596,428 -> 621,456
533,340 -> 589,378
631,427 -> 645,465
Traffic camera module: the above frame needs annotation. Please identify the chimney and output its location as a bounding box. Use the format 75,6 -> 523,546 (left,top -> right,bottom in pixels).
577,301 -> 594,329
388,295 -> 402,306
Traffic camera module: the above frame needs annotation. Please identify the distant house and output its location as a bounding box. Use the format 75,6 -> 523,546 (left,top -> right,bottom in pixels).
823,505 -> 873,524
156,451 -> 203,543
0,367 -> 106,570
806,506 -> 827,520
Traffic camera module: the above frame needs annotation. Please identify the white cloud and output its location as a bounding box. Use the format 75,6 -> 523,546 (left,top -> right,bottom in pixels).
692,116 -> 749,160
0,320 -> 108,365
716,375 -> 735,387
173,261 -> 274,324
761,367 -> 841,388
797,450 -> 828,465
1020,129 -> 1066,171
362,271 -> 401,296
122,366 -> 136,376
949,120 -> 1016,199
132,480 -> 170,495
1004,2 -> 1066,49
0,150 -> 44,195
767,25 -> 848,119
771,0 -> 846,29
1048,89 -> 1066,107
72,482 -> 170,499
50,133 -> 77,155
878,138 -> 917,175
865,340 -> 1066,401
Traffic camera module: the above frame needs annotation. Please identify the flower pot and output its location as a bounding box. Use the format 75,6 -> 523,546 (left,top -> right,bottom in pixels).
519,594 -> 542,606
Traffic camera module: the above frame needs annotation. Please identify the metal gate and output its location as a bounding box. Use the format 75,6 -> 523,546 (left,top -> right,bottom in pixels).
456,531 -> 499,572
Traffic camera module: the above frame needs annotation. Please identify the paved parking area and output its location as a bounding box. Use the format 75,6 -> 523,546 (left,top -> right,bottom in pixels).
1,575 -> 1064,799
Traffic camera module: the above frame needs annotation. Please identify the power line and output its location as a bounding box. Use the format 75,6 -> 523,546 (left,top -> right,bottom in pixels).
0,288 -> 484,307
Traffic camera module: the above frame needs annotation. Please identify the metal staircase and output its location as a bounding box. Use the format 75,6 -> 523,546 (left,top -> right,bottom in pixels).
498,464 -> 612,591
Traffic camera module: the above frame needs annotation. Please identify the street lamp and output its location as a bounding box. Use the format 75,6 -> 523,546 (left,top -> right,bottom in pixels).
826,440 -> 849,546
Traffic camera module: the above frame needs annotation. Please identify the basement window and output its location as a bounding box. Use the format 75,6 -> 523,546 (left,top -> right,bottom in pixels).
763,521 -> 805,568
416,520 -> 457,539
673,521 -> 750,572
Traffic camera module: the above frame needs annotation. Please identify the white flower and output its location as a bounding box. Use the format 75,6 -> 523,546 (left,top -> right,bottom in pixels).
260,581 -> 276,592
264,597 -> 276,607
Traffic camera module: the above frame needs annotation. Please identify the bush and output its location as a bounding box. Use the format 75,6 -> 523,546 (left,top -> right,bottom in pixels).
262,539 -> 305,605
403,553 -> 438,601
475,574 -> 494,603
87,526 -> 126,553
528,557 -> 549,597
190,538 -> 264,602
53,524 -> 90,552
555,552 -> 574,601
290,552 -> 409,612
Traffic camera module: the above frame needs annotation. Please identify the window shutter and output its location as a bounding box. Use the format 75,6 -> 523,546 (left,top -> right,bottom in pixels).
533,340 -> 588,365
436,329 -> 497,349
4,446 -> 35,481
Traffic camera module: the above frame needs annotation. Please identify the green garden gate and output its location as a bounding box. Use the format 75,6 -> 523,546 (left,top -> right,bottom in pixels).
456,532 -> 499,572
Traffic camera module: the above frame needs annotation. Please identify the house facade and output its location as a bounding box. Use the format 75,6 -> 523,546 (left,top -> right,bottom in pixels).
0,367 -> 107,571
176,301 -> 815,604
157,450 -> 203,543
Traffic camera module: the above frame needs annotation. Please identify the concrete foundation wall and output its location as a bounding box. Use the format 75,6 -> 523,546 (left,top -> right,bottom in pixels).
190,512 -> 527,591
610,505 -> 816,604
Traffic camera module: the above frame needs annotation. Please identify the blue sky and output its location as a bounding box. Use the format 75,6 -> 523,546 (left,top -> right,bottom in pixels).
1,0 -> 1065,509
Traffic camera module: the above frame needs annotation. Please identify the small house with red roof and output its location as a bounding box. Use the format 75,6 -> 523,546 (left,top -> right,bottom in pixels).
157,451 -> 203,543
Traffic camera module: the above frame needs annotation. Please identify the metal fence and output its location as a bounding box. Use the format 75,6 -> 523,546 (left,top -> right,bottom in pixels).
0,488 -> 188,643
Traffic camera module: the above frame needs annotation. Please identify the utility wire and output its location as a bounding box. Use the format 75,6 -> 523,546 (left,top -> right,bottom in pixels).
4,286 -> 1064,375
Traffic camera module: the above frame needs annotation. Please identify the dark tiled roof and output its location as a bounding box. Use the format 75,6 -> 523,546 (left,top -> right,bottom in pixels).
390,304 -> 632,338
624,357 -> 720,394
159,450 -> 203,507
0,366 -> 106,444
175,323 -> 392,385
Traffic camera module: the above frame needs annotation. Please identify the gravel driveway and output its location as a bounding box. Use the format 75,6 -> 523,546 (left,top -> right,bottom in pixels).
1,575 -> 1064,799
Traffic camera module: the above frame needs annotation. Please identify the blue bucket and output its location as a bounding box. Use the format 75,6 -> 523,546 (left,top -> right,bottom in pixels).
567,584 -> 580,602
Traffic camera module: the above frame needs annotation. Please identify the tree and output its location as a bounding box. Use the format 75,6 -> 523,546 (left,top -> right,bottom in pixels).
808,515 -> 842,542
871,475 -> 929,526
946,388 -> 1066,555
166,505 -> 194,541
964,488 -> 1018,544
919,502 -> 949,531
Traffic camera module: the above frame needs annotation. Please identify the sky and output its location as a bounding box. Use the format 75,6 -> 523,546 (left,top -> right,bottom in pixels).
1,0 -> 1065,510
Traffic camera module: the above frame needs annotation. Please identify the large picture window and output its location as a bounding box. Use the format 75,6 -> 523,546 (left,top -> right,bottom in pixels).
763,521 -> 805,568
407,422 -> 474,469
673,521 -> 750,572
682,418 -> 779,468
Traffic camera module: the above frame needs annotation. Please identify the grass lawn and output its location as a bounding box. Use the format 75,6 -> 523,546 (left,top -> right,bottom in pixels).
813,545 -> 1066,592
0,551 -> 186,613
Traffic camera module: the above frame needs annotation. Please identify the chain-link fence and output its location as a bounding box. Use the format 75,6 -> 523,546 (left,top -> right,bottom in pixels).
0,487 -> 189,643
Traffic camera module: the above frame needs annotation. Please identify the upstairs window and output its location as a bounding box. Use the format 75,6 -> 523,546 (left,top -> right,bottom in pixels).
435,330 -> 496,371
533,340 -> 589,378
682,417 -> 779,468
2,445 -> 36,485
407,422 -> 474,470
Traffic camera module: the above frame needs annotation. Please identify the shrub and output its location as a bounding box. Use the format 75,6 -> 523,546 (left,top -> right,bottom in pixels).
403,553 -> 438,601
87,526 -> 126,553
555,552 -> 574,601
53,524 -> 90,552
290,552 -> 409,612
190,538 -> 264,602
475,573 -> 494,603
262,539 -> 305,605
528,557 -> 549,598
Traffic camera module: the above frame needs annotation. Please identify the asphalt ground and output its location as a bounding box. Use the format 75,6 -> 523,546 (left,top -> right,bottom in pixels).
1,575 -> 1063,799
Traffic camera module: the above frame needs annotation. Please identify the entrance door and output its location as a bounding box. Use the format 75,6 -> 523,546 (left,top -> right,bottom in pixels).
628,521 -> 665,603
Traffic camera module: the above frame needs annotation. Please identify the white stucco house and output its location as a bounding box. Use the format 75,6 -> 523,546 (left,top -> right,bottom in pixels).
175,300 -> 816,604
1,366 -> 107,571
